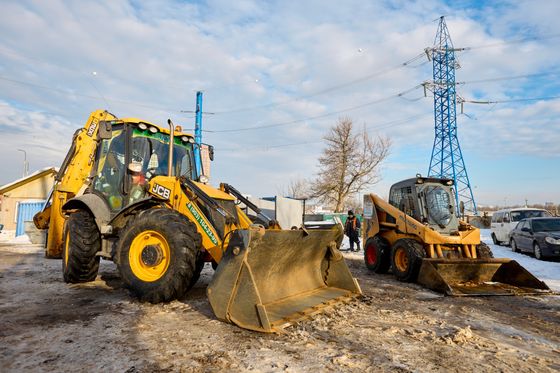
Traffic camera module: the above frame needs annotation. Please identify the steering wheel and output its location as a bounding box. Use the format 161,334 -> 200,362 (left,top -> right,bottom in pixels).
145,167 -> 159,179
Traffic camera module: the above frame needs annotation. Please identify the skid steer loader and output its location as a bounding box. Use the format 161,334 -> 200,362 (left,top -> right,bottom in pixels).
33,110 -> 361,332
362,176 -> 550,296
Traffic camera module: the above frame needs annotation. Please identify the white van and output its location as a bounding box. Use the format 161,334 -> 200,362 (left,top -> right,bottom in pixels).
490,208 -> 552,245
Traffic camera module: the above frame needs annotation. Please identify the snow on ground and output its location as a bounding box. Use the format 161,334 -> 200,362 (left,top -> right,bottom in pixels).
480,228 -> 560,292
0,233 -> 31,245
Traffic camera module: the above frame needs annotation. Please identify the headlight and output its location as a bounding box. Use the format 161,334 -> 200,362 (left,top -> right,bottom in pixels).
199,175 -> 209,184
545,237 -> 560,245
138,123 -> 147,130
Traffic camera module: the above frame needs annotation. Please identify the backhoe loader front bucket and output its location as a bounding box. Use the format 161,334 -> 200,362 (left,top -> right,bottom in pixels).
417,258 -> 551,296
207,226 -> 361,332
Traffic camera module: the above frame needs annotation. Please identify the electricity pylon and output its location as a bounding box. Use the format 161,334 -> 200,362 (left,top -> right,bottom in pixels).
424,16 -> 477,215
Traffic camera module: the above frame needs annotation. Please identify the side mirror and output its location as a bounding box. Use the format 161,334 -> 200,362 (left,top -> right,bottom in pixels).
459,201 -> 465,214
208,145 -> 214,161
98,121 -> 112,140
521,227 -> 531,233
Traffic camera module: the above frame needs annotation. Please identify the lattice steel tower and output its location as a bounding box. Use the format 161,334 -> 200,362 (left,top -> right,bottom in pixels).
427,16 -> 477,215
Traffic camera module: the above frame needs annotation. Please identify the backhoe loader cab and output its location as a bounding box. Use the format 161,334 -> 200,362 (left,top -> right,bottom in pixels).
92,121 -> 199,211
34,110 -> 361,333
388,177 -> 458,235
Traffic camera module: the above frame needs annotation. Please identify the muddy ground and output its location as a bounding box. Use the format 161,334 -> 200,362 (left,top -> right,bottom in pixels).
1,244 -> 559,372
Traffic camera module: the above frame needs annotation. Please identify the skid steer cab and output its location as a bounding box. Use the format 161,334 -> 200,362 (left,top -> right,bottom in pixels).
362,176 -> 550,296
34,110 -> 361,332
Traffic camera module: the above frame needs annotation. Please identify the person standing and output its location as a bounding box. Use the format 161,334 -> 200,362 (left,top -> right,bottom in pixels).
344,210 -> 361,252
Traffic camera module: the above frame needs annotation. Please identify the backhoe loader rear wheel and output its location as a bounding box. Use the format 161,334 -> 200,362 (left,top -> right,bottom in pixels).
117,208 -> 201,303
364,236 -> 391,273
62,210 -> 101,283
476,242 -> 494,259
391,239 -> 425,282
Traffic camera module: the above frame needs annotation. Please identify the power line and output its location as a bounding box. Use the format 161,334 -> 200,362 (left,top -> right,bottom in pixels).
206,84 -> 424,133
459,70 -> 560,85
211,33 -> 560,115
461,95 -> 560,105
463,33 -> 560,51
217,112 -> 429,152
210,52 -> 427,115
0,75 -> 184,114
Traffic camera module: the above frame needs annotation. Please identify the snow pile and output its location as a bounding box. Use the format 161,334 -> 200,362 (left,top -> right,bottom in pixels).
7,234 -> 32,244
480,229 -> 560,292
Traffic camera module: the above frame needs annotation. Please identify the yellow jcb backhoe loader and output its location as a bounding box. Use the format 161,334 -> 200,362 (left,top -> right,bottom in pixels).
361,176 -> 550,296
34,110 -> 361,332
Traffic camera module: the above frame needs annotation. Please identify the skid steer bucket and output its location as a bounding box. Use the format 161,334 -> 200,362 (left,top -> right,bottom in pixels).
417,258 -> 551,296
207,226 -> 362,332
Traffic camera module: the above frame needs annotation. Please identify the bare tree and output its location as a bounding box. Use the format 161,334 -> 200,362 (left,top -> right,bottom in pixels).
310,118 -> 391,212
286,179 -> 310,199
277,178 -> 310,199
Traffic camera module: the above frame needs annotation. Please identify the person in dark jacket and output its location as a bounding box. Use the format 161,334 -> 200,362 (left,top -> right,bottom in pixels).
344,210 -> 360,252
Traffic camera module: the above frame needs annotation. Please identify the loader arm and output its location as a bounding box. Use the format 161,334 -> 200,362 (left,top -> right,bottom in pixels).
34,110 -> 117,257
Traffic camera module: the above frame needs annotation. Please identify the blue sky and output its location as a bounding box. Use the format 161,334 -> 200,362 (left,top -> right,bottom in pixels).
0,0 -> 558,207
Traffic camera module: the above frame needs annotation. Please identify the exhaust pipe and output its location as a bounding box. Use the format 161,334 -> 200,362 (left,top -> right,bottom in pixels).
167,119 -> 175,177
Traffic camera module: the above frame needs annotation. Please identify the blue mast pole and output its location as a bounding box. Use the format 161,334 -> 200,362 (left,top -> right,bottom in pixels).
194,91 -> 203,177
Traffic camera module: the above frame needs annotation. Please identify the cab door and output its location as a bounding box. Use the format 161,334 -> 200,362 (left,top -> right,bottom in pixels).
497,212 -> 510,242
517,220 -> 532,252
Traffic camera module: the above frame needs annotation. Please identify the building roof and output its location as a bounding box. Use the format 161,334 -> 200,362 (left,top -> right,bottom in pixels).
0,167 -> 58,194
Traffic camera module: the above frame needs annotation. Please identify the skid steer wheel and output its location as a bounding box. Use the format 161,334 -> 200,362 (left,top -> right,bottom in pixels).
476,242 -> 494,259
62,210 -> 101,283
391,239 -> 425,282
364,236 -> 391,273
118,208 -> 201,303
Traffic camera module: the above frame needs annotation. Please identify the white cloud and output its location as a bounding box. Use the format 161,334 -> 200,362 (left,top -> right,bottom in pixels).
0,0 -> 558,204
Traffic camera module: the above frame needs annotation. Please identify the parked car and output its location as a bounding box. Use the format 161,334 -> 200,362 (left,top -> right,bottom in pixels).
509,217 -> 560,260
490,208 -> 551,245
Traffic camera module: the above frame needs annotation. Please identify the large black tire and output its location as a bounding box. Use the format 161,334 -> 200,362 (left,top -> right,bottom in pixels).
62,210 -> 101,283
187,253 -> 205,291
117,208 -> 202,303
534,242 -> 544,260
364,236 -> 391,273
476,242 -> 494,258
390,238 -> 425,282
510,239 -> 520,253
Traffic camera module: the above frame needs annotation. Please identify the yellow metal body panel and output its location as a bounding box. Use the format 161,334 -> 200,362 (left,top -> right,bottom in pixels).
37,110 -> 195,258
365,193 -> 481,257
194,181 -> 235,201
42,110 -> 116,257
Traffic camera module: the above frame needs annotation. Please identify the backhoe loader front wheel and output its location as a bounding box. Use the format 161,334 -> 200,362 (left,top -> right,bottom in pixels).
118,209 -> 201,303
391,239 -> 425,282
62,210 -> 101,283
364,236 -> 391,273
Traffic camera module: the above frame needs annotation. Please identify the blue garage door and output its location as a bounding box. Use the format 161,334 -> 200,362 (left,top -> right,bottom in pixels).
16,201 -> 45,237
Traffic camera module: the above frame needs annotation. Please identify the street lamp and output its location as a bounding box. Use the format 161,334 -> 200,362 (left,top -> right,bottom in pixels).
17,149 -> 29,177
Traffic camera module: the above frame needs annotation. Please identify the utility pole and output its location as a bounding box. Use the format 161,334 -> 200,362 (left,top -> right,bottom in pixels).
425,16 -> 477,215
17,149 -> 29,177
194,91 -> 203,177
